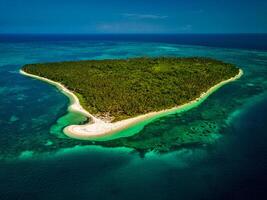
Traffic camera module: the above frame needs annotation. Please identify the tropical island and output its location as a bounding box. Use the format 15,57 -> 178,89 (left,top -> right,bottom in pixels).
21,57 -> 243,141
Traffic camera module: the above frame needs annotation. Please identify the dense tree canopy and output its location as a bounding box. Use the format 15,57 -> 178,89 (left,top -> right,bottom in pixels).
23,57 -> 239,121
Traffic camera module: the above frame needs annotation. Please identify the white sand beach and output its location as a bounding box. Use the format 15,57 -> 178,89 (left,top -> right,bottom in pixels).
20,69 -> 243,140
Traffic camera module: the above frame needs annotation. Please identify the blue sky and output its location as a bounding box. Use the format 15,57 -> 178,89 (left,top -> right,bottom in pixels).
0,0 -> 267,34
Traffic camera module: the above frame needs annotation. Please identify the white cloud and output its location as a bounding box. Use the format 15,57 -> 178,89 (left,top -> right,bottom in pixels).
96,22 -> 168,33
180,24 -> 193,32
122,13 -> 168,20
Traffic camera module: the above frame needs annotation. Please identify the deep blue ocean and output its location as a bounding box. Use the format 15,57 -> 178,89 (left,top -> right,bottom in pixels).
0,34 -> 266,200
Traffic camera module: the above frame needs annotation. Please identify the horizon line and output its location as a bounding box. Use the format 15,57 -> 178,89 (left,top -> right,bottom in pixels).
1,33 -> 267,35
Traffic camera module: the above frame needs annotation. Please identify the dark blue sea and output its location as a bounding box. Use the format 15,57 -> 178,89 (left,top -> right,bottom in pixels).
0,34 -> 266,200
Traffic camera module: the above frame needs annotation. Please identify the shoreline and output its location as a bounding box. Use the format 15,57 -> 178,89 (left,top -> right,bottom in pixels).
20,68 -> 243,140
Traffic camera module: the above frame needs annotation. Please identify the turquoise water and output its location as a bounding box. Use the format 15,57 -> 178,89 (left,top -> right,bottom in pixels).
0,37 -> 267,199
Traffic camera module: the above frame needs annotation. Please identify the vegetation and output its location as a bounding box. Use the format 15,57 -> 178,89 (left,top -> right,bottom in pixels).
22,57 -> 239,121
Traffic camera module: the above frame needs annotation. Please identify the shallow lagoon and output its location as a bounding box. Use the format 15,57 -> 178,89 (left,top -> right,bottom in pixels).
0,36 -> 266,199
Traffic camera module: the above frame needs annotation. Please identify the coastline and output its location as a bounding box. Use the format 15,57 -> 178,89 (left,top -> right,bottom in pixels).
20,68 -> 243,140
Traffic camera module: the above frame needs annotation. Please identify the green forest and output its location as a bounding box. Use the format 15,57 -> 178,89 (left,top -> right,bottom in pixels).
22,57 -> 239,121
